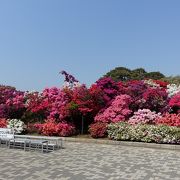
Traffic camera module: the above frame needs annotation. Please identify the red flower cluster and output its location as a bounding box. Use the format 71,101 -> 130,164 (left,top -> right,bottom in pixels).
0,118 -> 7,128
169,93 -> 180,113
34,120 -> 75,137
156,113 -> 180,127
89,122 -> 108,138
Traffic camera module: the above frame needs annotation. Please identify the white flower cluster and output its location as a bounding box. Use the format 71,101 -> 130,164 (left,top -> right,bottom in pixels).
166,84 -> 180,97
62,82 -> 81,89
7,119 -> 25,134
143,79 -> 160,88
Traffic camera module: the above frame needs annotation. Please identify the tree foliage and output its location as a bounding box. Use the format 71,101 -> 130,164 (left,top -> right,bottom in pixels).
104,67 -> 165,81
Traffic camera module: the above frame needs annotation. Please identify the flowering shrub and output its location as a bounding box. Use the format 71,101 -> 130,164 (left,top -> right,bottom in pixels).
108,122 -> 180,144
42,87 -> 71,121
156,113 -> 180,127
169,93 -> 180,113
128,109 -> 161,125
89,122 -> 108,138
0,85 -> 25,119
35,120 -> 76,137
95,95 -> 132,123
96,77 -> 120,106
123,80 -> 148,111
0,118 -> 7,128
153,80 -> 168,88
56,122 -> 75,137
142,88 -> 169,113
25,123 -> 41,134
166,84 -> 180,97
7,119 -> 25,134
144,79 -> 160,88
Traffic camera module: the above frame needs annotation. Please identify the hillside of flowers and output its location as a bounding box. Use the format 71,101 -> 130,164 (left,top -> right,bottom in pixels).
1,70 -> 180,144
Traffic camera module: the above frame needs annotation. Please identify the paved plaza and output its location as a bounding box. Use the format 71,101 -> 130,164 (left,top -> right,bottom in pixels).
0,142 -> 180,180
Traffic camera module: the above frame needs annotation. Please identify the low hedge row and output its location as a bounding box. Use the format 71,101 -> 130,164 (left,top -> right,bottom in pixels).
108,122 -> 180,144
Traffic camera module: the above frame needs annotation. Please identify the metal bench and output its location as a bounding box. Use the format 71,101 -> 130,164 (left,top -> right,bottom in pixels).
15,135 -> 63,151
0,129 -> 63,153
0,128 -> 14,147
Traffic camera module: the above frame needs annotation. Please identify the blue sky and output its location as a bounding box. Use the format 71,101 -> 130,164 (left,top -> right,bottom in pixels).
0,0 -> 180,91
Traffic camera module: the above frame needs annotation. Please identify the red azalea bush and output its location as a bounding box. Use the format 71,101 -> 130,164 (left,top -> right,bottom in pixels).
89,122 -> 108,138
56,122 -> 75,137
156,113 -> 180,127
0,118 -> 7,128
95,95 -> 132,123
26,123 -> 43,134
34,120 -> 76,137
142,87 -> 169,113
169,93 -> 180,113
153,80 -> 168,88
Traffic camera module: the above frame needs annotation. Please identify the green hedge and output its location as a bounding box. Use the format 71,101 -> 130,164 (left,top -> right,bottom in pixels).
107,122 -> 180,144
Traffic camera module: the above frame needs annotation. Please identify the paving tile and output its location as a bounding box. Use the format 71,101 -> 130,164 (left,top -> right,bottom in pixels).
0,142 -> 180,179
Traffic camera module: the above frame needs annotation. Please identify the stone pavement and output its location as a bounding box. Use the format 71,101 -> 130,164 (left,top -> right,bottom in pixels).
0,142 -> 180,180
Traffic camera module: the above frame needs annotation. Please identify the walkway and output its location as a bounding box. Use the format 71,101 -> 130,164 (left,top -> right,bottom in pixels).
0,142 -> 180,180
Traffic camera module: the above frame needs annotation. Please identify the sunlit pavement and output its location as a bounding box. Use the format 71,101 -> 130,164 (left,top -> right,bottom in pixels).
0,142 -> 180,180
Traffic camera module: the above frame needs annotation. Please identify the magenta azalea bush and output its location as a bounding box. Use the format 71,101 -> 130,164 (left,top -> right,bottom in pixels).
128,109 -> 162,125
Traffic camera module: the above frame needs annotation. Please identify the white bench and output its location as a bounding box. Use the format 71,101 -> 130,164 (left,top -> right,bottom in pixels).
0,128 -> 14,147
0,129 -> 62,152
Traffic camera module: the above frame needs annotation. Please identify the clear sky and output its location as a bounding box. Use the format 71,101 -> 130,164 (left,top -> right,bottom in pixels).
0,0 -> 180,91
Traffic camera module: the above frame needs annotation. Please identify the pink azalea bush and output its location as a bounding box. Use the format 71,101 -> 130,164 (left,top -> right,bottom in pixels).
95,95 -> 132,123
128,109 -> 162,125
0,85 -> 25,119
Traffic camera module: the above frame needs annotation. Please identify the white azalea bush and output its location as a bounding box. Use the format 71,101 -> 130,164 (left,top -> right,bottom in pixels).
108,122 -> 180,144
7,119 -> 25,134
144,79 -> 160,89
166,84 -> 180,97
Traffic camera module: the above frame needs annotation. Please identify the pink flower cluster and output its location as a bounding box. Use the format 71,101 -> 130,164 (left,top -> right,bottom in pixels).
128,109 -> 162,125
42,87 -> 70,121
95,95 -> 132,123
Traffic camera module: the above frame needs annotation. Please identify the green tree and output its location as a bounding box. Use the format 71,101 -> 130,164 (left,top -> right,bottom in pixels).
131,68 -> 147,80
105,67 -> 131,81
161,76 -> 180,85
145,72 -> 165,80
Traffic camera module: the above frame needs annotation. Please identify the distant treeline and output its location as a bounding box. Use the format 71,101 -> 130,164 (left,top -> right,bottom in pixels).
104,67 -> 180,84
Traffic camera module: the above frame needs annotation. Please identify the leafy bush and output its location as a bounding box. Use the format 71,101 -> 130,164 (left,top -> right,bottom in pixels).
89,122 -> 108,138
108,122 -> 180,144
128,109 -> 161,125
